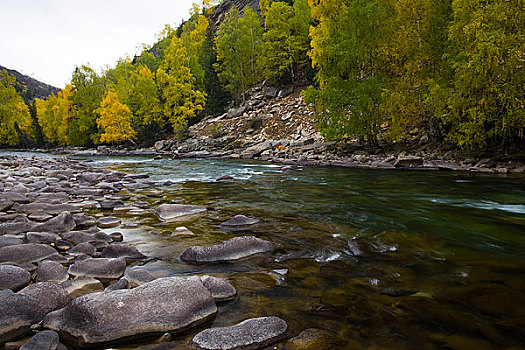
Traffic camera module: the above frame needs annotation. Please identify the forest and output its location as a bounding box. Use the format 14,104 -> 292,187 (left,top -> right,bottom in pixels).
0,0 -> 523,149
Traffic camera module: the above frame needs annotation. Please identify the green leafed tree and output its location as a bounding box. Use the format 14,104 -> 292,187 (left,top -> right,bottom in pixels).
128,65 -> 164,129
442,0 -> 525,147
156,35 -> 206,133
305,0 -> 389,143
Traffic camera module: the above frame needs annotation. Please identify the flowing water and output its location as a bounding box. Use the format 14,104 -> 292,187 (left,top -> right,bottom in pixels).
8,152 -> 525,349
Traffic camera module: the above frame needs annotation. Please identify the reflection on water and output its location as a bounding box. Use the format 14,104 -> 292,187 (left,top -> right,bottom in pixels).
8,152 -> 525,348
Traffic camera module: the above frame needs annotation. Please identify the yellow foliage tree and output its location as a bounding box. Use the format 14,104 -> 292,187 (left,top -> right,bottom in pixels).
129,65 -> 164,128
0,71 -> 32,145
96,90 -> 137,144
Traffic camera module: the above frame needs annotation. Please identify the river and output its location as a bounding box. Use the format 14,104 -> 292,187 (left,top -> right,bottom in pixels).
7,152 -> 525,348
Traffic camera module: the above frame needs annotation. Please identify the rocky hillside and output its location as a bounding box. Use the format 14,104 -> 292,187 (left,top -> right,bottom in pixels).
211,0 -> 260,24
0,65 -> 60,100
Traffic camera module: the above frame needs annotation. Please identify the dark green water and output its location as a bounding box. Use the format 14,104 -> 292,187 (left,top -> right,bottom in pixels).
74,156 -> 525,349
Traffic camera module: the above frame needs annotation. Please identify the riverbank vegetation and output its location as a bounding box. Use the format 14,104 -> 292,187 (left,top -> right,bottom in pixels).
1,0 -> 523,150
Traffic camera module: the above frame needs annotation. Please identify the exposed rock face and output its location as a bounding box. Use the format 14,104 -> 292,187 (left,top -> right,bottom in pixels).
0,265 -> 31,291
0,244 -> 62,265
20,330 -> 60,350
0,282 -> 70,344
154,204 -> 207,221
68,257 -> 126,282
43,277 -> 218,348
181,236 -> 275,263
32,212 -> 76,233
192,316 -> 288,350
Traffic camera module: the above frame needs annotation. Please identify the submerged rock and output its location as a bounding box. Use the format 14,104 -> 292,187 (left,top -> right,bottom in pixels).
192,316 -> 288,350
181,236 -> 274,263
154,204 -> 207,221
0,282 -> 70,344
283,328 -> 347,350
43,277 -> 217,348
220,215 -> 260,227
0,265 -> 31,291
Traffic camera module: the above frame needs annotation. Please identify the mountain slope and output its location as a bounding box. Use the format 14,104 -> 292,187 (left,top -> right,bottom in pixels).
0,65 -> 60,100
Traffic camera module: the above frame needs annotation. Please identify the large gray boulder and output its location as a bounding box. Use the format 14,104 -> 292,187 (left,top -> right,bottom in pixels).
0,244 -> 62,265
43,277 -> 217,348
192,316 -> 288,350
0,265 -> 31,291
15,203 -> 80,215
32,212 -> 76,233
0,235 -> 24,248
154,204 -> 207,221
181,236 -> 275,263
0,282 -> 70,344
20,330 -> 60,350
68,257 -> 126,282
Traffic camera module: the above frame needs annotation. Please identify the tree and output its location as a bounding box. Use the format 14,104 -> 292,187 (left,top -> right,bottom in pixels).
181,13 -> 209,89
128,65 -> 164,128
305,0 -> 389,143
156,35 -> 206,133
69,65 -> 105,146
215,7 -> 263,102
97,90 -> 137,144
0,71 -> 32,145
442,0 -> 525,147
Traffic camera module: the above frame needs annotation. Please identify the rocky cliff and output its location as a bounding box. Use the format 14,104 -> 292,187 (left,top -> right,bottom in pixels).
0,65 -> 60,100
211,0 -> 261,24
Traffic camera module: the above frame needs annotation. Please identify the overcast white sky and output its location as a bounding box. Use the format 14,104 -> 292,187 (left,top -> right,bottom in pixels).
0,0 -> 196,88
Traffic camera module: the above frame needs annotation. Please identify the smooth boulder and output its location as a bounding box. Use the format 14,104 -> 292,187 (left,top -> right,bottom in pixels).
32,212 -> 76,233
43,277 -> 217,347
96,216 -> 121,228
101,243 -> 146,260
0,244 -> 62,265
68,257 -> 126,282
61,277 -> 104,299
154,204 -> 207,221
192,316 -> 288,350
200,275 -> 237,301
35,260 -> 69,284
0,282 -> 70,343
181,236 -> 274,263
0,265 -> 31,291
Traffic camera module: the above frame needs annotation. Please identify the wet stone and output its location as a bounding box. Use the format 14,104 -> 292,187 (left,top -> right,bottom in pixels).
124,268 -> 154,287
0,244 -> 62,265
96,216 -> 121,228
192,316 -> 288,350
171,226 -> 195,237
73,213 -> 96,228
105,277 -> 130,291
181,236 -> 275,263
109,232 -> 123,242
0,265 -> 31,291
220,215 -> 260,227
154,204 -> 207,221
283,328 -> 347,350
32,212 -> 76,233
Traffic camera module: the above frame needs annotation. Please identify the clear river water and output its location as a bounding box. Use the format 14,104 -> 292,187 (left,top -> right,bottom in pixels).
10,152 -> 525,349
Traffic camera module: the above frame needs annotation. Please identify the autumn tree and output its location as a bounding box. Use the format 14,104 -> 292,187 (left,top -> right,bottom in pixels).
181,12 -> 209,89
156,35 -> 206,133
128,65 -> 164,129
97,89 -> 137,144
0,71 -> 32,145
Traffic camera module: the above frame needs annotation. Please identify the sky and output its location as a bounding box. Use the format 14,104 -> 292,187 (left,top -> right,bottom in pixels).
0,0 -> 196,88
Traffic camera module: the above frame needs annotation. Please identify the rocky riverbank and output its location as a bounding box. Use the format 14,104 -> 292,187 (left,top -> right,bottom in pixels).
0,155 -> 339,349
